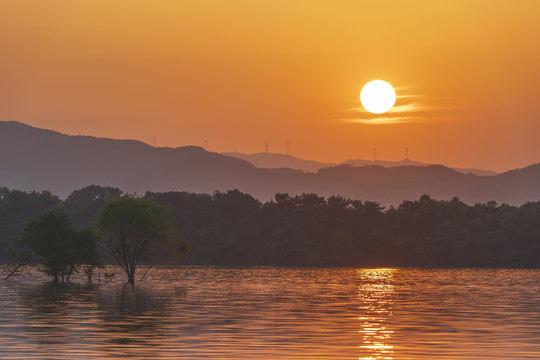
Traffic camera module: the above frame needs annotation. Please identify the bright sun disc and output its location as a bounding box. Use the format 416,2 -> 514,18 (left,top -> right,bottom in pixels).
360,80 -> 396,114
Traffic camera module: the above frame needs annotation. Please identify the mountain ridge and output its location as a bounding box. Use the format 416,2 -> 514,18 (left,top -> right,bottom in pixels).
0,121 -> 538,206
223,151 -> 498,176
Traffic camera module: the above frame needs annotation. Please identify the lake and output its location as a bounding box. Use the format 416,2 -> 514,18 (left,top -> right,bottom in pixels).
1,267 -> 540,359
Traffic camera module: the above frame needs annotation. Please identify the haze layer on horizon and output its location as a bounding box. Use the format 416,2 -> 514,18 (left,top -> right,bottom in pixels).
1,1 -> 539,172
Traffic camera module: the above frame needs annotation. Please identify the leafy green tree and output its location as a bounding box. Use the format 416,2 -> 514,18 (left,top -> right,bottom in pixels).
22,208 -> 100,282
97,197 -> 187,285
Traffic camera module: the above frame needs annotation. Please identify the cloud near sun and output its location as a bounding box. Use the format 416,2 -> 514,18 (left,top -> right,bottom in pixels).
346,86 -> 426,125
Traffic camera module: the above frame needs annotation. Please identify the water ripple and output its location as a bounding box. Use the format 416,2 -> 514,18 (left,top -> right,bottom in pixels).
1,267 -> 540,359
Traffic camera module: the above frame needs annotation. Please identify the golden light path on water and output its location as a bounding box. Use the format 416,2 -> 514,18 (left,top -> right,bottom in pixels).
356,269 -> 396,360
3,267 -> 540,359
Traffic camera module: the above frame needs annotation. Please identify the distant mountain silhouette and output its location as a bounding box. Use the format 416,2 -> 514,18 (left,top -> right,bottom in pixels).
224,151 -> 497,176
343,158 -> 497,176
1,121 -> 537,205
0,121 -> 257,198
222,152 -> 333,172
343,158 -> 426,168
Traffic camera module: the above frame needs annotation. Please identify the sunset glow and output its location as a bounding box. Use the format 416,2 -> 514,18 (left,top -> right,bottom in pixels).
1,1 -> 539,171
1,2 -> 540,358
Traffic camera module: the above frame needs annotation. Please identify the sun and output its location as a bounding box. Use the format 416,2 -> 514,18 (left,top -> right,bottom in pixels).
360,80 -> 396,114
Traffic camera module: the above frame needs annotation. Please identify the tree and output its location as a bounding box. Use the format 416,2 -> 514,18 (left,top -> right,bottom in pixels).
22,208 -> 100,282
97,197 -> 186,285
1,240 -> 33,280
0,187 -> 60,262
63,185 -> 122,228
77,228 -> 102,282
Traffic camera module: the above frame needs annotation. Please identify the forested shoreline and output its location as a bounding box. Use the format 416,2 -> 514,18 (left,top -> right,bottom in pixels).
1,185 -> 540,268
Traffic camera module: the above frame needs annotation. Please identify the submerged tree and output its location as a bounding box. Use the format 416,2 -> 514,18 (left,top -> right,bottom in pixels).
97,197 -> 187,285
1,247 -> 31,280
22,208 -> 100,282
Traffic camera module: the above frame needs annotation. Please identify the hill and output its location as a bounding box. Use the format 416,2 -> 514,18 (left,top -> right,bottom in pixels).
0,121 -> 258,198
222,152 -> 333,172
0,121 -> 537,205
224,151 -> 497,176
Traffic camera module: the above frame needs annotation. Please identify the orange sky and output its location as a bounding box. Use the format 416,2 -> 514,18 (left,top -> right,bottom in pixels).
1,1 -> 539,172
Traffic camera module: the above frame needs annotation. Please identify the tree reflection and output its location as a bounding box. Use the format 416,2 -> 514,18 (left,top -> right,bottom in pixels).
18,282 -> 98,356
356,268 -> 396,360
16,280 -> 186,358
95,284 -> 186,357
22,281 -> 96,316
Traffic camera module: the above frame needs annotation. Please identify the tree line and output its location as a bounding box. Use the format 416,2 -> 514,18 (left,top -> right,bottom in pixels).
0,186 -> 185,284
1,185 -> 540,275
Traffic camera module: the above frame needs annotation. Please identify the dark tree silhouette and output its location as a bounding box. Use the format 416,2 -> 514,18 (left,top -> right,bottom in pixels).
22,208 -> 100,282
63,185 -> 122,228
3,186 -> 540,270
0,187 -> 60,262
97,196 -> 186,285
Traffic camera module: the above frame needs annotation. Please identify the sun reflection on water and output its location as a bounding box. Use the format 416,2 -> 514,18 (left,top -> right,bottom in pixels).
5,267 -> 540,359
356,268 -> 396,360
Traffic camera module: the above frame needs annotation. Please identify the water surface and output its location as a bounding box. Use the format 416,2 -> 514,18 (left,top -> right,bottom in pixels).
1,267 -> 540,359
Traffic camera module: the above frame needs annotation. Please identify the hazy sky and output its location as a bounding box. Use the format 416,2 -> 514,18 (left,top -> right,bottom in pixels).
1,1 -> 539,172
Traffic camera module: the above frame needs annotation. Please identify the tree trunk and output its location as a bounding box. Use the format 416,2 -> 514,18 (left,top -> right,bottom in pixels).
127,267 -> 135,285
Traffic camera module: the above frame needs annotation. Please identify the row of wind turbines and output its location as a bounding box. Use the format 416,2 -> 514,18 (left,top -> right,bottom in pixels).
152,136 -> 411,161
